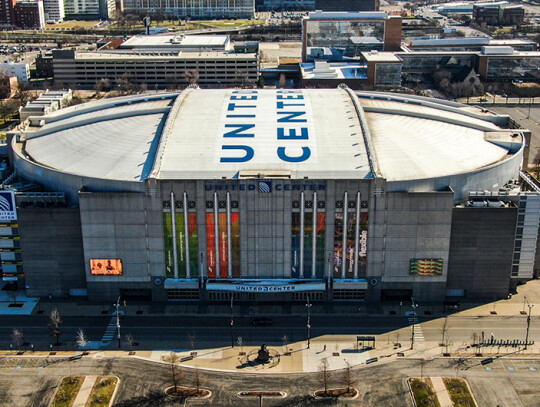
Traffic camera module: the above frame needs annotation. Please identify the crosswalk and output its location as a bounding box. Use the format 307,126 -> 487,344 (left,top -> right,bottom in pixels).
101,317 -> 117,345
408,315 -> 425,348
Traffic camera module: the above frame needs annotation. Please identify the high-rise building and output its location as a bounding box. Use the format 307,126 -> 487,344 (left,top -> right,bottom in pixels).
13,0 -> 45,29
64,0 -> 114,20
43,0 -> 64,23
122,0 -> 255,19
0,0 -> 17,25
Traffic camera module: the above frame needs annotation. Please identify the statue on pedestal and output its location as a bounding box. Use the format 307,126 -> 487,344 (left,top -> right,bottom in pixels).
256,344 -> 270,363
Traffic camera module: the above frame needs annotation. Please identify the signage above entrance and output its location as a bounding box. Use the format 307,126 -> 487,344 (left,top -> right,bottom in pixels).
206,279 -> 326,293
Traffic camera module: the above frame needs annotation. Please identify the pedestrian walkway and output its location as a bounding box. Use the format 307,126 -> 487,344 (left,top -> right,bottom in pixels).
100,318 -> 117,345
408,315 -> 425,348
72,375 -> 97,407
430,377 -> 453,407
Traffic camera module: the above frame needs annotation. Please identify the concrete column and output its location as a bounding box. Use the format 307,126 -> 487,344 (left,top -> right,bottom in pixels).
183,192 -> 190,279
171,191 -> 179,279
311,192 -> 317,279
341,191 -> 348,279
226,192 -> 232,279
354,191 -> 360,279
300,191 -> 305,278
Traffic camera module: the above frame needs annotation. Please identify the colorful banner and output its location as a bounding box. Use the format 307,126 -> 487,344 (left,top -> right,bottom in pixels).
291,212 -> 325,278
207,212 -> 240,278
334,212 -> 368,278
164,212 -> 199,278
163,213 -> 174,278
206,213 -> 217,278
231,213 -> 241,278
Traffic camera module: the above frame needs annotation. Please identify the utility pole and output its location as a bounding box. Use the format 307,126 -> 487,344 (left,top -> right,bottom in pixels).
524,296 -> 534,350
115,296 -> 121,348
230,295 -> 234,348
410,297 -> 418,350
306,295 -> 312,349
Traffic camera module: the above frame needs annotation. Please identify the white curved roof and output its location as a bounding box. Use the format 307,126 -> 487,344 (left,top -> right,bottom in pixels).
19,89 -> 522,183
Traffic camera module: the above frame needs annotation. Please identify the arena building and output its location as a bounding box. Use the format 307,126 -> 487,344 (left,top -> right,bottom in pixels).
4,87 -> 540,304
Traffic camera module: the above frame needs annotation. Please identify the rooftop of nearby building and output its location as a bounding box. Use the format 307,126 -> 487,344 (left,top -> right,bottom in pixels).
119,34 -> 231,50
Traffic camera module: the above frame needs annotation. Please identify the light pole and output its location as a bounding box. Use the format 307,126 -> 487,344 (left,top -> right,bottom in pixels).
524,296 -> 534,350
115,296 -> 121,348
306,295 -> 312,349
410,297 -> 418,350
230,295 -> 234,348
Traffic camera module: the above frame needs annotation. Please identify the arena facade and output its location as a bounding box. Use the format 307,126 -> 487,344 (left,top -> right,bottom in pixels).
5,87 -> 540,303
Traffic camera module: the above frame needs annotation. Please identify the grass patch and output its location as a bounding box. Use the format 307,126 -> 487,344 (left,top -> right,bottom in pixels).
409,378 -> 441,407
85,376 -> 118,407
51,376 -> 84,407
443,378 -> 476,407
46,21 -> 100,29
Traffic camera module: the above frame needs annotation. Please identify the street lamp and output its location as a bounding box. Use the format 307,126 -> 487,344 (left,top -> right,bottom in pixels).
230,295 -> 234,348
524,296 -> 534,350
306,295 -> 312,349
114,296 -> 121,348
410,297 -> 418,350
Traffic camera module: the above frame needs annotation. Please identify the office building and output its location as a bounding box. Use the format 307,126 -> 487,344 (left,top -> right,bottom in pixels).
122,0 -> 255,19
42,0 -> 63,23
302,11 -> 402,62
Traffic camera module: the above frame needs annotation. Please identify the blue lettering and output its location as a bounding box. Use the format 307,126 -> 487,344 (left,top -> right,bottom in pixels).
228,103 -> 256,111
239,184 -> 246,191
318,184 -> 326,191
230,184 -> 237,190
277,101 -> 305,109
277,127 -> 308,140
248,184 -> 256,190
275,184 -> 282,191
277,111 -> 307,123
293,185 -> 301,191
277,90 -> 303,94
216,185 -> 222,190
278,147 -> 311,162
310,185 -> 316,190
284,184 -> 291,191
220,145 -> 254,163
224,124 -> 255,138
226,114 -> 256,118
232,90 -> 258,94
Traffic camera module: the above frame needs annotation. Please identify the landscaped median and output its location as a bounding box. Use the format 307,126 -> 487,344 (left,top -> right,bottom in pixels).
50,376 -> 84,407
443,378 -> 477,407
85,376 -> 119,407
49,375 -> 119,407
408,378 -> 441,407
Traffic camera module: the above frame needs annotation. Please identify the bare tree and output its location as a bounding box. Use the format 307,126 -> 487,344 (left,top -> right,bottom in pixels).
281,334 -> 289,354
192,367 -> 206,393
75,328 -> 87,350
452,357 -> 467,377
317,358 -> 331,395
183,69 -> 199,86
49,308 -> 62,346
11,328 -> 23,351
440,318 -> 448,345
187,333 -> 196,354
0,100 -> 19,122
94,78 -> 110,94
117,73 -> 134,95
342,361 -> 356,393
162,352 -> 184,394
125,334 -> 135,352
237,336 -> 244,353
533,149 -> 540,180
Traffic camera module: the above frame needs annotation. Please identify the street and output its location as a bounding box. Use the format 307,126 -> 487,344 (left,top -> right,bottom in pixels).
1,313 -> 538,351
